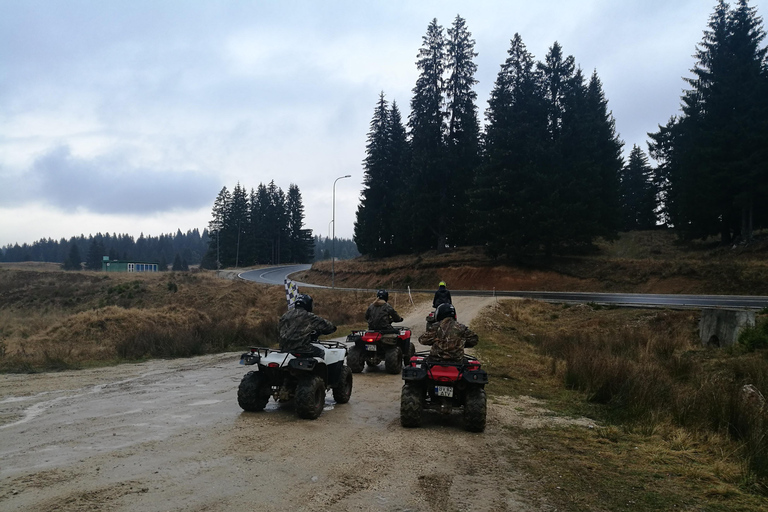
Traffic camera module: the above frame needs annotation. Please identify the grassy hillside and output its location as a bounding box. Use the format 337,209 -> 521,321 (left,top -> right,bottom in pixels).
298,231 -> 768,295
0,265 -> 389,372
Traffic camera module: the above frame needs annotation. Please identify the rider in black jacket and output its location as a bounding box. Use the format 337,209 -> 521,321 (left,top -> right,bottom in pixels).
432,281 -> 452,309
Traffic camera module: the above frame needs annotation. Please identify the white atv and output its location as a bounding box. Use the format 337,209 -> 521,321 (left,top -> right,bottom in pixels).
237,341 -> 353,419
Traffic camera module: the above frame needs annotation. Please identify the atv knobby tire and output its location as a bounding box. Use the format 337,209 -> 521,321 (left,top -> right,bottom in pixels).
295,375 -> 325,419
332,366 -> 353,404
237,371 -> 270,412
463,386 -> 487,432
384,347 -> 402,374
348,346 -> 365,373
400,383 -> 423,428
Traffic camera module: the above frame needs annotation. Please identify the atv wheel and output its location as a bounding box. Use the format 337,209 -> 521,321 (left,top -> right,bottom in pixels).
348,346 -> 365,373
407,341 -> 415,362
237,371 -> 270,412
332,366 -> 353,404
295,376 -> 325,419
384,347 -> 402,374
463,386 -> 487,432
400,383 -> 423,428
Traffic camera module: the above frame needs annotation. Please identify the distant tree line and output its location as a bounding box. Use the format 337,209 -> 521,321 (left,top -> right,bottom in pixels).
355,1 -> 768,258
200,181 -> 314,268
312,235 -> 360,262
1,230 -> 209,270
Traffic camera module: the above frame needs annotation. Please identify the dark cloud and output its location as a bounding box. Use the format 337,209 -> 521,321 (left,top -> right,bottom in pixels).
30,145 -> 220,215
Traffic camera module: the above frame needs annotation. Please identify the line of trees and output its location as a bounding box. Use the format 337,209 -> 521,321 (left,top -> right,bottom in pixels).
200,181 -> 314,268
312,235 -> 360,262
355,1 -> 768,258
1,230 -> 209,269
649,0 -> 768,244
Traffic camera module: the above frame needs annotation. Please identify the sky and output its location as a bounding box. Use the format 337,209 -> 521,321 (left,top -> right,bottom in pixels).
2,0 -> 766,248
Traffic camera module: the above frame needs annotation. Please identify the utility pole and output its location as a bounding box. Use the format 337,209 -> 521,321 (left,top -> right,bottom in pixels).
332,174 -> 351,288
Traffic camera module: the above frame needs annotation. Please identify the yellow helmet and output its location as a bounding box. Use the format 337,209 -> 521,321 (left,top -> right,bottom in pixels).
438,281 -> 446,287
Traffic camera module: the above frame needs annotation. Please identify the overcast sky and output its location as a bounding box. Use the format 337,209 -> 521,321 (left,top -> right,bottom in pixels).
2,0 -> 766,248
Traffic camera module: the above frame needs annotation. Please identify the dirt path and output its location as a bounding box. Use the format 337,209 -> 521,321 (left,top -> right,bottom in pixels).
0,297 -> 558,512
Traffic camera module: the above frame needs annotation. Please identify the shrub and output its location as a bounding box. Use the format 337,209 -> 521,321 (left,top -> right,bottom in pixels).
738,319 -> 768,351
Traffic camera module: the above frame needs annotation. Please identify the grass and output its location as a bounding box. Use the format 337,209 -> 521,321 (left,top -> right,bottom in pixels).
0,266 -> 392,372
473,300 -> 768,510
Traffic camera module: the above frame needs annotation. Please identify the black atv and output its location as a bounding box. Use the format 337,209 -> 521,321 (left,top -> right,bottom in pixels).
237,340 -> 353,420
346,328 -> 415,374
400,351 -> 488,432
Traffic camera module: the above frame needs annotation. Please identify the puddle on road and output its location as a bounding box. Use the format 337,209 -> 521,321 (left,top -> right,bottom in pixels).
188,400 -> 222,406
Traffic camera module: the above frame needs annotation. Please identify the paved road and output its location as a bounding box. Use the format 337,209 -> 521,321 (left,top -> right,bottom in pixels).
239,264 -> 768,310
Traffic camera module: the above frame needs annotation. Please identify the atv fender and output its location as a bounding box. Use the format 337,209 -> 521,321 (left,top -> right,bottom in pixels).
463,369 -> 488,385
402,366 -> 428,381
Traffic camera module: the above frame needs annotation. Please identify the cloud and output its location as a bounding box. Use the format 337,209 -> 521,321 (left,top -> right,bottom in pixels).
16,145 -> 221,215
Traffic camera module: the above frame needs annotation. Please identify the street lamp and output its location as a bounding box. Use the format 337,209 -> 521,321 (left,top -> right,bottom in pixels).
332,174 -> 351,288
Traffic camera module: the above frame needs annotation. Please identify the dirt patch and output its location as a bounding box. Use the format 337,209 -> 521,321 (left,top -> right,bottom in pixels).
0,298 -> 581,512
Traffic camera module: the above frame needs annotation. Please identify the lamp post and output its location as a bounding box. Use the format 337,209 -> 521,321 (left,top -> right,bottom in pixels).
332,174 -> 351,288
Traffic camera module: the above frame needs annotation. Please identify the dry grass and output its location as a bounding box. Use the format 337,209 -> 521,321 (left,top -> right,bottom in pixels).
473,300 -> 768,509
0,267 -> 387,372
298,230 -> 768,295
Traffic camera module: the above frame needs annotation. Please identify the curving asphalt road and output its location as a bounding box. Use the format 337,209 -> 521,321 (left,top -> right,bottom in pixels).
239,264 -> 768,310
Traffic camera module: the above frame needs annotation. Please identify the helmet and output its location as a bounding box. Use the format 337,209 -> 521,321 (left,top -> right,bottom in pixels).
435,303 -> 456,322
438,281 -> 446,288
294,294 -> 313,312
376,289 -> 389,302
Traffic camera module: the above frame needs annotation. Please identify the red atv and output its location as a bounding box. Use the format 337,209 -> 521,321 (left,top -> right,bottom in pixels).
400,351 -> 488,432
346,328 -> 414,374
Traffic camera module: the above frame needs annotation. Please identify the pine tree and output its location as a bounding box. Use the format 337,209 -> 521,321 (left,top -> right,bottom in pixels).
85,237 -> 105,270
62,244 -> 82,271
474,33 -> 548,257
620,145 -> 658,230
650,0 -> 768,242
203,186 -> 230,268
445,15 -> 481,246
286,184 -> 314,263
407,18 -> 447,252
355,93 -> 391,256
172,253 -> 184,271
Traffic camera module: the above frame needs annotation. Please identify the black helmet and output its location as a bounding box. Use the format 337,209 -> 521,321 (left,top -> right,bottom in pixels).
435,303 -> 456,322
376,289 -> 389,302
294,294 -> 313,312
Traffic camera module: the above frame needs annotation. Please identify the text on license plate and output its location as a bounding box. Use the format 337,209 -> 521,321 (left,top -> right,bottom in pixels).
435,386 -> 453,397
366,344 -> 377,351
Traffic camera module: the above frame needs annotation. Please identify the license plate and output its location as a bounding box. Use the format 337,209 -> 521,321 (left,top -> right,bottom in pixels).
435,386 -> 453,397
365,344 -> 377,352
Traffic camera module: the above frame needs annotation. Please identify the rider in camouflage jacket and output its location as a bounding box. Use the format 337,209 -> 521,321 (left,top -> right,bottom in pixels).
365,290 -> 403,332
418,304 -> 478,362
279,295 -> 336,353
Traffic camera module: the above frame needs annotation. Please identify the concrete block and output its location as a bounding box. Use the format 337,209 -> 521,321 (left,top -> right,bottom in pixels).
699,309 -> 755,347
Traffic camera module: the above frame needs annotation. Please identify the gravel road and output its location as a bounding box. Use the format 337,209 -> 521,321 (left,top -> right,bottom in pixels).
0,298 -> 560,512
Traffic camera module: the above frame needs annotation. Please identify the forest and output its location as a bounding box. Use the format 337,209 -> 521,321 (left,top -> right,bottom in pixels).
354,0 -> 768,258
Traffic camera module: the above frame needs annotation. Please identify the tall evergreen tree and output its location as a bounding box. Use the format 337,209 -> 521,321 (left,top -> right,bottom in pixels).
407,18 -> 447,252
650,0 -> 768,242
444,15 -> 481,246
474,33 -> 548,257
286,184 -> 314,263
203,186 -> 230,268
62,243 -> 82,271
85,237 -> 105,270
355,92 -> 392,256
620,145 -> 658,230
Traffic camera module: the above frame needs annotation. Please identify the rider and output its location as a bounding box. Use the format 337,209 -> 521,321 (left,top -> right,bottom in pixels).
432,281 -> 452,309
419,303 -> 477,362
365,289 -> 409,357
279,294 -> 336,358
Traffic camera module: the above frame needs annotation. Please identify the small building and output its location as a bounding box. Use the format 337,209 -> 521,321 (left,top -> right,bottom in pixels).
102,256 -> 159,273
